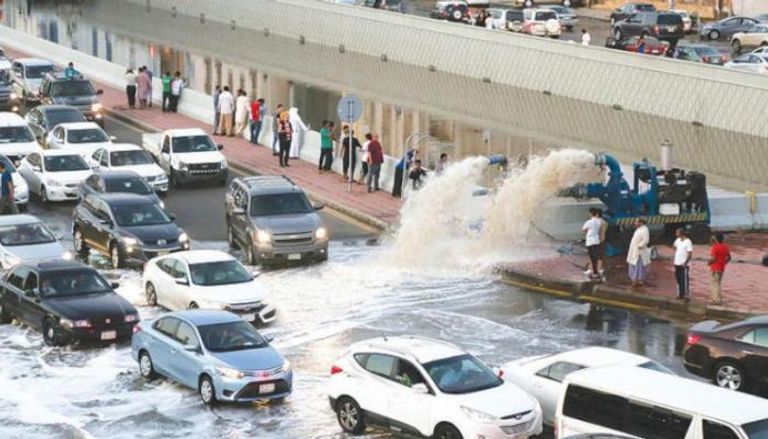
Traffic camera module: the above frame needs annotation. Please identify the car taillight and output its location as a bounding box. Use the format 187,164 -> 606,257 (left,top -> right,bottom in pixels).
702,56 -> 710,63
654,25 -> 660,34
133,324 -> 142,334
330,365 -> 343,375
498,368 -> 504,378
687,334 -> 701,345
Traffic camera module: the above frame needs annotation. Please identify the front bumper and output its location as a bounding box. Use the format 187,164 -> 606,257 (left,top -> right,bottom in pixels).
176,168 -> 228,184
60,322 -> 137,343
46,185 -> 81,201
121,241 -> 190,265
215,370 -> 293,402
461,408 -> 543,439
253,239 -> 329,263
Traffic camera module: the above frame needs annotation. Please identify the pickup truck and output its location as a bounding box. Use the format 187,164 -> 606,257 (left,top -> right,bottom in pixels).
142,128 -> 228,188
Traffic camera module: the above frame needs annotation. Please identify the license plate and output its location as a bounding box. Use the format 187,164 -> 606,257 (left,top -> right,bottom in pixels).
101,330 -> 117,341
241,313 -> 256,322
259,383 -> 275,394
667,26 -> 675,31
287,253 -> 302,261
157,250 -> 169,256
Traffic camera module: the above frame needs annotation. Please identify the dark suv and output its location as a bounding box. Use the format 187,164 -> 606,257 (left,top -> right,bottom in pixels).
40,72 -> 104,126
72,193 -> 190,269
225,175 -> 329,266
614,12 -> 685,45
0,260 -> 138,346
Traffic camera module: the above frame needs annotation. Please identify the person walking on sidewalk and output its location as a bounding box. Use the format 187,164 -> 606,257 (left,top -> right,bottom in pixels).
161,71 -> 172,112
143,66 -> 154,108
169,71 -> 184,112
708,232 -> 731,306
367,134 -> 384,192
272,104 -> 284,156
277,111 -> 293,168
217,86 -> 235,137
124,68 -> 137,109
582,208 -> 602,280
318,121 -> 334,172
673,228 -> 693,301
360,133 -> 371,183
234,89 -> 250,137
136,67 -> 151,109
212,86 -> 221,134
340,125 -> 360,181
627,218 -> 650,287
0,161 -> 17,215
581,29 -> 591,46
249,98 -> 264,144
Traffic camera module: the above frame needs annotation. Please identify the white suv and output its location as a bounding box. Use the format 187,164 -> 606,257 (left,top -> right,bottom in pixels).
327,336 -> 543,438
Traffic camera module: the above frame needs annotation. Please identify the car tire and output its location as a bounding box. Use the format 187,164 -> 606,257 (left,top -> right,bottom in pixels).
732,39 -> 742,53
0,300 -> 12,324
170,170 -> 181,189
714,361 -> 746,391
40,186 -> 49,203
188,302 -> 199,310
42,317 -> 65,347
73,228 -> 90,258
709,30 -> 720,40
139,350 -> 158,380
610,17 -> 615,27
434,423 -> 463,439
227,224 -> 237,249
336,397 -> 366,435
199,375 -> 217,406
245,239 -> 259,266
614,28 -> 623,40
145,282 -> 158,307
110,242 -> 125,269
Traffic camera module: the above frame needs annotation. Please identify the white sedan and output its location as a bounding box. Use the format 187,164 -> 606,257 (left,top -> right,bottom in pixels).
0,214 -> 72,268
724,52 -> 768,74
90,144 -> 168,193
17,150 -> 93,202
142,250 -> 276,324
0,154 -> 29,210
501,346 -> 673,425
731,24 -> 768,53
46,122 -> 113,158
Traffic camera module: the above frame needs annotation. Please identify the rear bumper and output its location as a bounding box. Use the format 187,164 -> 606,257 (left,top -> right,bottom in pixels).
60,322 -> 136,343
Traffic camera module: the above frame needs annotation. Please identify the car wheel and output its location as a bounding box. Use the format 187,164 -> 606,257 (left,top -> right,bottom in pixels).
199,375 -> 217,406
610,18 -> 615,27
110,243 -> 125,269
139,350 -> 158,380
145,282 -> 158,306
40,186 -> 49,203
42,317 -> 65,347
336,397 -> 366,434
0,300 -> 12,324
709,30 -> 720,40
73,228 -> 90,258
245,239 -> 259,266
715,361 -> 746,391
170,170 -> 181,188
732,39 -> 742,53
227,225 -> 236,249
188,302 -> 199,310
434,423 -> 463,439
450,9 -> 462,21
614,28 -> 623,40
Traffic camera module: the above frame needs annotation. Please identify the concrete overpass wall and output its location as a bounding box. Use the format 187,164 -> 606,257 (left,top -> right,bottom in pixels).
127,0 -> 768,139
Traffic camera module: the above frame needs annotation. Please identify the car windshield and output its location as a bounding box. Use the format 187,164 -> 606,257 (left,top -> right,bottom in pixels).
638,360 -> 674,374
694,46 -> 721,56
535,11 -> 556,20
250,193 -> 313,216
198,320 -> 268,352
744,419 -> 768,439
189,260 -> 253,286
635,4 -> 655,11
111,203 -> 170,226
39,269 -> 112,297
67,128 -> 109,144
171,135 -> 217,153
46,109 -> 87,127
0,223 -> 56,246
0,126 -> 35,143
110,150 -> 154,166
25,64 -> 54,79
423,354 -> 503,394
104,177 -> 153,195
44,155 -> 89,172
50,80 -> 95,97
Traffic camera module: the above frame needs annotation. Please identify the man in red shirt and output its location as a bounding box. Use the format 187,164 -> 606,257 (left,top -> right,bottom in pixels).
708,232 -> 732,305
367,134 -> 384,193
249,98 -> 264,145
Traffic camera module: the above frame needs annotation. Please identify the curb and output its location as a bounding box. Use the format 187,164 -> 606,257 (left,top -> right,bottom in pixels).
496,263 -> 753,322
105,108 -> 390,232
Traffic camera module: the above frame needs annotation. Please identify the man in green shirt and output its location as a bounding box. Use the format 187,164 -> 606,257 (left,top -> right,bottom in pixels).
161,71 -> 172,112
318,120 -> 335,172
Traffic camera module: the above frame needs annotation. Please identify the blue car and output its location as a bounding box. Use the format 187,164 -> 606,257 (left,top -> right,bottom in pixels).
131,310 -> 292,405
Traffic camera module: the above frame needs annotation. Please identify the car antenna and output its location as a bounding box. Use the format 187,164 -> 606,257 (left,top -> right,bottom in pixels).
381,332 -> 388,342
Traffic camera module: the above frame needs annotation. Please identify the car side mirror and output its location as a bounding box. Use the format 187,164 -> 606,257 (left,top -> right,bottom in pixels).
99,218 -> 113,226
217,144 -> 224,150
411,383 -> 430,394
96,89 -> 104,95
313,202 -> 324,211
251,270 -> 261,278
109,135 -> 117,141
174,277 -> 189,286
168,213 -> 176,220
110,282 -> 120,289
265,336 -> 274,343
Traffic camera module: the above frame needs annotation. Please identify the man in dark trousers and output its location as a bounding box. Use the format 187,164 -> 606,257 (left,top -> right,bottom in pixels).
340,125 -> 360,181
408,159 -> 427,190
673,228 -> 693,301
0,161 -> 17,214
367,134 -> 384,192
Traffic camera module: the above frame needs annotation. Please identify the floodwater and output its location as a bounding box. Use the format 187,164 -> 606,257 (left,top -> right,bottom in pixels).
3,0 -> 768,190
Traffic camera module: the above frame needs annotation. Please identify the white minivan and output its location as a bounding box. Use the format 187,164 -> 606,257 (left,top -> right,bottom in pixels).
555,365 -> 768,439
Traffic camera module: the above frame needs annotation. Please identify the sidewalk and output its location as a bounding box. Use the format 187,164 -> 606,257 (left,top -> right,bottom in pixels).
5,47 -> 401,231
497,232 -> 768,321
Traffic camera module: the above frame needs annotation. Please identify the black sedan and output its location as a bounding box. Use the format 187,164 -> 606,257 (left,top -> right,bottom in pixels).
24,104 -> 87,145
72,193 -> 190,268
0,260 -> 139,346
80,171 -> 164,209
683,315 -> 768,392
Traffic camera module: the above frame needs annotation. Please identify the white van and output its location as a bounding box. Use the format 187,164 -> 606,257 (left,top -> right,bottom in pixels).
0,112 -> 43,162
555,365 -> 768,439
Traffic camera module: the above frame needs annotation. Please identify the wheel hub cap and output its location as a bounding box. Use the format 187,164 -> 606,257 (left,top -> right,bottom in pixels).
717,366 -> 741,389
201,381 -> 212,402
340,403 -> 357,429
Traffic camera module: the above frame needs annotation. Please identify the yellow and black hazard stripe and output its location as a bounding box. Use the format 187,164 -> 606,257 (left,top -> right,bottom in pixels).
613,213 -> 709,227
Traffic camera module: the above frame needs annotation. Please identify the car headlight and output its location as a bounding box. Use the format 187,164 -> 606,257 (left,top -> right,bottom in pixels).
9,92 -> 17,100
461,406 -> 498,424
221,160 -> 228,169
218,366 -> 244,379
124,314 -> 139,323
46,179 -> 62,187
60,318 -> 92,329
254,229 -> 271,244
178,232 -> 189,243
315,227 -> 328,240
156,174 -> 168,182
62,251 -> 74,260
179,162 -> 188,172
91,103 -> 103,112
31,89 -> 40,97
282,359 -> 291,372
122,236 -> 139,246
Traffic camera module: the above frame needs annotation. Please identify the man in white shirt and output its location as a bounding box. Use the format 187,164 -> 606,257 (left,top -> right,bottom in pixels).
582,208 -> 602,280
581,29 -> 591,46
673,228 -> 693,301
217,86 -> 235,137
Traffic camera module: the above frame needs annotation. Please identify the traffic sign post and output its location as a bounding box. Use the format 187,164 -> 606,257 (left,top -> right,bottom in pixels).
337,94 -> 363,192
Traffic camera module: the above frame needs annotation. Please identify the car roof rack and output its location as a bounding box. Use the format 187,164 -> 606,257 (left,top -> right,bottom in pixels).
242,175 -> 295,189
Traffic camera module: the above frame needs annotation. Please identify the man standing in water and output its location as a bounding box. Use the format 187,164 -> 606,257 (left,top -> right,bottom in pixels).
582,209 -> 602,280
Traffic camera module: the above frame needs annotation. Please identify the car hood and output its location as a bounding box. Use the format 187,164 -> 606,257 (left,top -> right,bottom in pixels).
452,381 -> 538,418
52,95 -> 98,107
253,213 -> 320,234
46,292 -> 136,319
197,280 -> 268,304
175,151 -> 225,164
1,141 -> 41,156
47,169 -> 93,185
4,241 -> 66,261
211,345 -> 284,371
113,163 -> 165,178
11,173 -> 28,191
122,223 -> 182,244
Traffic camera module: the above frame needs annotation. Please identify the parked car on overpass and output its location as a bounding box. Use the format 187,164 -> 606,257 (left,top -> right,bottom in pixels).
672,43 -> 729,65
699,16 -> 759,41
486,8 -> 524,32
606,35 -> 669,56
730,24 -> 768,53
609,2 -> 655,26
724,52 -> 768,74
613,12 -> 685,45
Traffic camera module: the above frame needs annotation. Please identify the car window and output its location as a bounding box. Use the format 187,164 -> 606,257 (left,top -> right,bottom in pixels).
96,202 -> 112,222
625,401 -> 692,439
363,354 -> 397,379
47,109 -> 86,127
43,154 -> 90,172
154,316 -> 181,338
175,322 -> 200,348
742,419 -> 768,439
738,327 -> 768,348
50,80 -> 95,97
172,261 -> 189,280
171,135 -> 217,153
100,150 -> 109,166
110,150 -> 154,166
85,174 -> 99,190
536,361 -> 585,382
23,272 -> 38,296
658,14 -> 682,25
156,258 -> 177,276
27,153 -> 41,167
0,126 -> 35,143
234,187 -> 247,209
250,193 -> 313,216
67,128 -> 109,144
104,177 -> 153,195
7,266 -> 30,290
703,420 -> 740,439
395,359 -> 428,388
